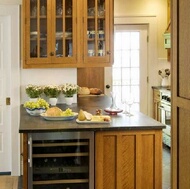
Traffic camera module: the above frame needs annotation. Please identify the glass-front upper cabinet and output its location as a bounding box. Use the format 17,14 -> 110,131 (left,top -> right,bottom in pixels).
23,0 -> 113,68
24,0 -> 77,68
83,0 -> 113,65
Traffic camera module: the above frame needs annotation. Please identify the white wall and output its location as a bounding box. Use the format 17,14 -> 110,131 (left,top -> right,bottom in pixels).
0,0 -> 21,5
114,0 -> 169,59
20,68 -> 77,104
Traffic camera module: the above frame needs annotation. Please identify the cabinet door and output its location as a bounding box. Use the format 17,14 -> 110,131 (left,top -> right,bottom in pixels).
52,0 -> 77,65
24,0 -> 51,65
95,131 -> 162,189
82,0 -> 113,66
23,0 -> 77,68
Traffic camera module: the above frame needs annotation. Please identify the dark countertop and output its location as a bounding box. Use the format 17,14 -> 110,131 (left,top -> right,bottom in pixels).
152,86 -> 171,91
19,96 -> 165,133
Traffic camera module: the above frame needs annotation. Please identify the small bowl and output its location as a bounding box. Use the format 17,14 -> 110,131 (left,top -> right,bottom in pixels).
26,108 -> 46,116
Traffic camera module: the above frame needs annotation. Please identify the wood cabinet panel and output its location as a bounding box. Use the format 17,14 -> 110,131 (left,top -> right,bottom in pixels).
77,67 -> 104,93
95,130 -> 162,189
23,133 -> 28,189
179,109 -> 190,188
119,135 -> 135,188
153,89 -> 161,121
172,0 -> 190,187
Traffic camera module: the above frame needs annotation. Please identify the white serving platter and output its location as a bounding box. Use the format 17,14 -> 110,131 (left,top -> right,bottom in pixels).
41,112 -> 78,121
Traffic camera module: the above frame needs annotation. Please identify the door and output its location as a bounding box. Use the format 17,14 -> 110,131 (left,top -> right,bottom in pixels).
0,16 -> 11,173
172,0 -> 190,188
112,25 -> 148,114
0,5 -> 20,175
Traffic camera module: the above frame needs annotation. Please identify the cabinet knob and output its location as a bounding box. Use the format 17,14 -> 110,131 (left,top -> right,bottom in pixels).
107,51 -> 111,55
106,85 -> 110,89
50,52 -> 54,56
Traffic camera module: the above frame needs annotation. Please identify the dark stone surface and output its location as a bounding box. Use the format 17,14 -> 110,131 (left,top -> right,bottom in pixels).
19,96 -> 165,133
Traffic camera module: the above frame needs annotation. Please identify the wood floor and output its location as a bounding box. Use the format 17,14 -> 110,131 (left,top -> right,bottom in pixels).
0,176 -> 18,189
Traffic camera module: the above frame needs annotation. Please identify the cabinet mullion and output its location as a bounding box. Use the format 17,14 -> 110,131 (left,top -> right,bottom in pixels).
62,0 -> 66,57
37,0 -> 41,58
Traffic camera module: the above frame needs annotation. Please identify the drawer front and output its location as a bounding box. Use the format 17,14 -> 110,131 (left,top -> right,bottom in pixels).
154,90 -> 161,101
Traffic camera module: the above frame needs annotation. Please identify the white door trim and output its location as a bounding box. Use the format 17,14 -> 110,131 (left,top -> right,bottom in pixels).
0,5 -> 20,176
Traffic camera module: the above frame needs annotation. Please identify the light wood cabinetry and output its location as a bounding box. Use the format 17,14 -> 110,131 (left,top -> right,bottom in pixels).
153,88 -> 161,121
23,0 -> 113,68
95,130 -> 162,189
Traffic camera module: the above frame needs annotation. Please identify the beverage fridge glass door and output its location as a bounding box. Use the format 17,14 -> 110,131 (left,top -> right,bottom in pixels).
28,132 -> 94,189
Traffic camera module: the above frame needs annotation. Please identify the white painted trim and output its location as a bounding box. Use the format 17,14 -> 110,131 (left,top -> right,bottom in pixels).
114,16 -> 158,117
0,5 -> 20,176
0,0 -> 21,5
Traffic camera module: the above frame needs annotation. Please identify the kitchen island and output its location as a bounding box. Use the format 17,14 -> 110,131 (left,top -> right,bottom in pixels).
20,96 -> 165,189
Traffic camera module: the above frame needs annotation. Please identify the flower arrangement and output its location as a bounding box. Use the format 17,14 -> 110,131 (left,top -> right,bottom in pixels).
61,83 -> 79,97
25,84 -> 43,98
43,85 -> 61,98
158,68 -> 170,78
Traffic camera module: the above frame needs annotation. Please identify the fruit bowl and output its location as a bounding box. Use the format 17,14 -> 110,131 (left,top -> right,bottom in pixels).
26,108 -> 46,116
24,98 -> 49,116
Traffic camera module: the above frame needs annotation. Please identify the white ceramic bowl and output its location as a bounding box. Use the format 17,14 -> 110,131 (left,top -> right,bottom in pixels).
26,108 -> 46,116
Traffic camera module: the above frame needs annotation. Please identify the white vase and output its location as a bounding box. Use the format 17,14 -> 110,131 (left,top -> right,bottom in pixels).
161,77 -> 169,87
29,98 -> 38,102
65,97 -> 73,105
49,98 -> 58,106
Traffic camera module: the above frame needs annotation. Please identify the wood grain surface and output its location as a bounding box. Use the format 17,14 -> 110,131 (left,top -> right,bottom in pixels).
0,176 -> 18,189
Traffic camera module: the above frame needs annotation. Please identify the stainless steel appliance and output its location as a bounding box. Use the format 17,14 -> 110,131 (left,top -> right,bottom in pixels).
28,132 -> 94,189
159,89 -> 171,147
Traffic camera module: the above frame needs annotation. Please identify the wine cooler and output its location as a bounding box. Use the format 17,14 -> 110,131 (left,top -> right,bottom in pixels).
28,132 -> 94,189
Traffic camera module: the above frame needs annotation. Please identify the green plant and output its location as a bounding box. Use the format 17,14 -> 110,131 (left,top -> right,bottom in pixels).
25,84 -> 43,98
44,85 -> 61,98
61,83 -> 79,97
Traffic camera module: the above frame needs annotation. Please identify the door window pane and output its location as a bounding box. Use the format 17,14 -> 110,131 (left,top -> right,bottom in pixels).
113,31 -> 140,111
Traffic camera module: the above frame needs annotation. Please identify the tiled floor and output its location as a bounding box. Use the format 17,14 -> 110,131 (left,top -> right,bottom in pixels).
18,145 -> 171,189
162,144 -> 171,189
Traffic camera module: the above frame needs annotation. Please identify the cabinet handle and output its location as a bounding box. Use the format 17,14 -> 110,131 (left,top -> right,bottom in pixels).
50,52 -> 54,56
28,136 -> 32,168
106,51 -> 111,55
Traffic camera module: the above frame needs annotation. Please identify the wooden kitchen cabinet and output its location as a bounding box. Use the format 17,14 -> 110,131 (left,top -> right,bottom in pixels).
153,88 -> 161,121
23,0 -> 113,68
95,130 -> 162,189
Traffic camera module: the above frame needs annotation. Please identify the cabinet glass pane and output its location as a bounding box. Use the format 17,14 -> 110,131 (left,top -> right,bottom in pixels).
55,0 -> 73,58
87,0 -> 105,57
30,0 -> 48,58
